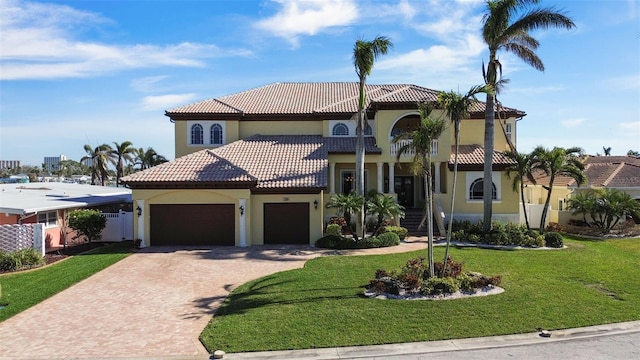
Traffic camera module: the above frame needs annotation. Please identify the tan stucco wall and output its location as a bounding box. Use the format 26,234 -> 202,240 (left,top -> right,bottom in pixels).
458,118 -> 516,152
132,189 -> 251,246
239,120 -> 323,138
250,193 -> 324,245
174,120 -> 241,158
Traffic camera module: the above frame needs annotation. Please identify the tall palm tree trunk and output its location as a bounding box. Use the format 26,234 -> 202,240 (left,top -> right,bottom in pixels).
520,181 -> 530,230
442,128 -> 460,270
483,91 -> 495,234
425,162 -> 434,277
355,78 -> 366,239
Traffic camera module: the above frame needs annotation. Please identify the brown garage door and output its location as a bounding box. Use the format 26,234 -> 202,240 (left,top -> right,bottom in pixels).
150,204 -> 235,246
264,203 -> 310,245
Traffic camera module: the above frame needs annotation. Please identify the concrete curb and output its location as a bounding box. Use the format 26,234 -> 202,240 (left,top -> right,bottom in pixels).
223,320 -> 640,359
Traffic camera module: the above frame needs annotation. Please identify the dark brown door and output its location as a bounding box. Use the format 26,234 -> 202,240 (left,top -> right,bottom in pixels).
264,203 -> 309,245
395,176 -> 414,207
150,204 -> 235,246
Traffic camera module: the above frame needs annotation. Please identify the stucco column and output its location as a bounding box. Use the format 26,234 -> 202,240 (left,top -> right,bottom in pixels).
434,162 -> 441,193
239,198 -> 247,247
329,162 -> 336,194
388,162 -> 395,194
136,199 -> 146,248
376,162 -> 383,193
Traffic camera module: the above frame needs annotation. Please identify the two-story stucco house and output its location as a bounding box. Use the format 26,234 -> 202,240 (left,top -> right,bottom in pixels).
121,82 -> 524,247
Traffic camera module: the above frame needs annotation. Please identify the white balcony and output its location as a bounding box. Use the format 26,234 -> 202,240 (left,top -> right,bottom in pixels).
390,139 -> 438,157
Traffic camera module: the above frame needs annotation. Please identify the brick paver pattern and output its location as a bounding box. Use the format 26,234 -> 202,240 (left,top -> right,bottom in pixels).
0,241 -> 427,359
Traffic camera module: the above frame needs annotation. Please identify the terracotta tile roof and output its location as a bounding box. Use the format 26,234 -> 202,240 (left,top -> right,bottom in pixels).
323,137 -> 382,154
166,82 -> 524,117
449,145 -> 515,168
121,135 -> 327,189
525,155 -> 640,188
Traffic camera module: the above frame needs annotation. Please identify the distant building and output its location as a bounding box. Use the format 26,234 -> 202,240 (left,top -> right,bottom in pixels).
0,160 -> 21,170
43,155 -> 67,173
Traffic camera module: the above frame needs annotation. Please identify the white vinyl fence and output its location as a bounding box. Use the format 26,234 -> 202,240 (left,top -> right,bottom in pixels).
101,210 -> 134,241
0,223 -> 45,255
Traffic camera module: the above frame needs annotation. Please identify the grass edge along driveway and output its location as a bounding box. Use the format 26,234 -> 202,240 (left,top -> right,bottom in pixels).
0,242 -> 134,322
200,237 -> 640,353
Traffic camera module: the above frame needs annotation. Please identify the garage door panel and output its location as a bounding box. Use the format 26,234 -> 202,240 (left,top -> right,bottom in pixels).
150,204 -> 235,246
264,203 -> 309,245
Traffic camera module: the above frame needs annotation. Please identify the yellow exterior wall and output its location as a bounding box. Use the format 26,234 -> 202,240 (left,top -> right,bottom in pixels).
239,120 -> 323,138
458,118 -> 515,152
132,188 -> 250,246
250,193 -> 324,245
174,120 -> 241,158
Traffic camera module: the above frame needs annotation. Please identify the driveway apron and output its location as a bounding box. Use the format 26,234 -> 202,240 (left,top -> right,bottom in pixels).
0,242 -> 427,359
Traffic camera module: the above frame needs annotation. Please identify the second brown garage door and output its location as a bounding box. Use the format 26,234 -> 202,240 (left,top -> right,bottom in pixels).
263,203 -> 309,245
150,204 -> 235,246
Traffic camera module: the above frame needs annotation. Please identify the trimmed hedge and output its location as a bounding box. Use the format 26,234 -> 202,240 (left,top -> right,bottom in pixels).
0,248 -> 45,272
450,220 -> 547,248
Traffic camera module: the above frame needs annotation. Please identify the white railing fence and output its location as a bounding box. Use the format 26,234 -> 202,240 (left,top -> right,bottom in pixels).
102,210 -> 134,241
390,139 -> 438,157
0,223 -> 45,255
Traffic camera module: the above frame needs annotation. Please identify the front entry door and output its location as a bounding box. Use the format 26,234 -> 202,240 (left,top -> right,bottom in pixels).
395,176 -> 414,207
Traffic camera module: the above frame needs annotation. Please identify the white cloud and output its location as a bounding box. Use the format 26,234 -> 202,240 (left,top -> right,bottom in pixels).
130,76 -> 169,93
604,74 -> 640,90
254,0 -> 358,46
141,94 -> 199,111
0,0 -> 252,80
374,33 -> 485,89
561,118 -> 586,127
619,121 -> 640,132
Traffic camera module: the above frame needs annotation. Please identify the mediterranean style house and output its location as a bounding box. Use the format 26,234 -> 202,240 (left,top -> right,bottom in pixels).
121,82 -> 524,247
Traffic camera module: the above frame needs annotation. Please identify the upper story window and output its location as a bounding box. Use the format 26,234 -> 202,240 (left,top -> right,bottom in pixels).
469,178 -> 496,200
365,123 -> 373,136
191,124 -> 204,144
506,123 -> 512,139
332,123 -> 349,136
211,124 -> 223,145
38,211 -> 57,227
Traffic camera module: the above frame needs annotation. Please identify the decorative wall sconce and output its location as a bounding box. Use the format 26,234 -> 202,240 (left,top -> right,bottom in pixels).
313,200 -> 318,210
136,206 -> 142,217
239,205 -> 245,216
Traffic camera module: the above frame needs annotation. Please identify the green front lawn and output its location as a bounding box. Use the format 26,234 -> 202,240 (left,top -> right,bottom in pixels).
201,237 -> 640,353
0,242 -> 134,322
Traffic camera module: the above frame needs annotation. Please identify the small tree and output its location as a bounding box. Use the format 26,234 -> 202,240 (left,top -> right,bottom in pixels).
67,209 -> 107,243
366,193 -> 405,232
326,192 -> 365,235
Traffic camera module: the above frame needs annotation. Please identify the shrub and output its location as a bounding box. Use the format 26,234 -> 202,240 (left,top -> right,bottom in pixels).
67,209 -> 107,242
400,257 -> 426,280
368,277 -> 400,295
359,237 -> 382,248
0,248 -> 44,272
374,269 -> 389,279
315,235 -> 341,248
432,257 -> 463,278
382,226 -> 408,240
544,232 -> 564,248
459,272 -> 502,291
377,232 -> 400,247
325,224 -> 342,237
421,277 -> 460,296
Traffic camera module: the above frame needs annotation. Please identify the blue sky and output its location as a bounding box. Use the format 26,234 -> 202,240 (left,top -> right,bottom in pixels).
1,0 -> 639,167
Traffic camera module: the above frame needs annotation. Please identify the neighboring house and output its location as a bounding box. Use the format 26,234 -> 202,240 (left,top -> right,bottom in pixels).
121,82 -> 524,247
524,155 -> 640,227
0,183 -> 132,251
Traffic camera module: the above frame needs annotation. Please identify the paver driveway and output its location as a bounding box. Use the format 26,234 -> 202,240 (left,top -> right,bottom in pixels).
0,242 -> 427,360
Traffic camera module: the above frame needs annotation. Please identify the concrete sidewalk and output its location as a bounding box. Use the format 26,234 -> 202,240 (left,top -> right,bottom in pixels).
224,320 -> 640,359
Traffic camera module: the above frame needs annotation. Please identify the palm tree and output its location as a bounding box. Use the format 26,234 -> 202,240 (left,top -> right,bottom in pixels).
602,146 -> 612,156
112,141 -> 135,186
531,146 -> 585,233
353,35 -> 393,239
567,191 -> 597,225
503,150 -> 538,230
480,0 -> 576,234
393,103 -> 446,277
325,192 -> 365,235
437,85 -> 490,269
134,147 -> 168,170
366,193 -> 405,232
81,144 -> 115,186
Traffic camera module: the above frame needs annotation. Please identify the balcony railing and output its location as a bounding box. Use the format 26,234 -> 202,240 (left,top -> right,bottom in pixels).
390,139 -> 438,157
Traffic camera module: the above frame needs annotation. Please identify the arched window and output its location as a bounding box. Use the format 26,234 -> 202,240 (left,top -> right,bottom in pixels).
469,178 -> 496,200
332,123 -> 349,136
365,123 -> 373,136
191,124 -> 203,144
210,124 -> 223,145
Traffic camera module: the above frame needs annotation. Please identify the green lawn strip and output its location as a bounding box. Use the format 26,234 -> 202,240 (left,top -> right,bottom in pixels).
0,242 -> 134,322
200,238 -> 640,353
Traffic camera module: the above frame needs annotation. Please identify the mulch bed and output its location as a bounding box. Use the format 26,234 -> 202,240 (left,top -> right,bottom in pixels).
44,242 -> 111,266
